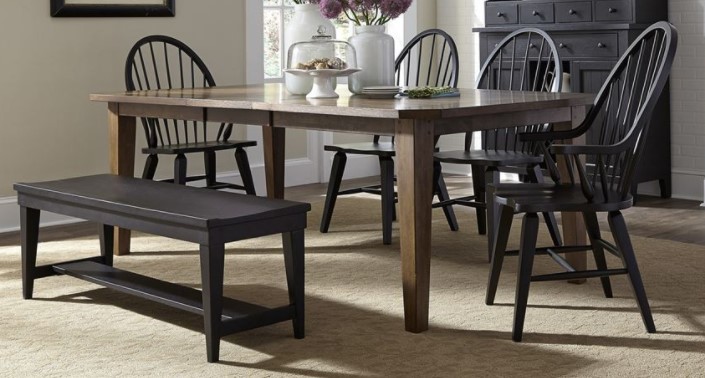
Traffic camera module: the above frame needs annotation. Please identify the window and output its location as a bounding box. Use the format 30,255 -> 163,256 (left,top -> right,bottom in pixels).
263,1 -> 353,82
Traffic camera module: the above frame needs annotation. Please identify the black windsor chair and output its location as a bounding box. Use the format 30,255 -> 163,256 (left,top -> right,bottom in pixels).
434,28 -> 564,261
485,22 -> 678,342
320,29 -> 460,245
125,35 -> 257,194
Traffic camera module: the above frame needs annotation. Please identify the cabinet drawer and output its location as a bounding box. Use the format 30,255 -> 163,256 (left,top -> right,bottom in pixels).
486,34 -> 556,60
594,0 -> 632,22
486,3 -> 518,25
519,3 -> 554,24
554,33 -> 619,58
555,2 -> 592,23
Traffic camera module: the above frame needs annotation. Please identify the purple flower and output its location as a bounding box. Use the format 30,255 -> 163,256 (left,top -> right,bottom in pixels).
379,0 -> 412,20
319,0 -> 344,18
317,0 -> 412,24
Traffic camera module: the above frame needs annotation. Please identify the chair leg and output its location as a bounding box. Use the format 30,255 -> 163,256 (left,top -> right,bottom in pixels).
471,165 -> 487,235
99,224 -> 114,267
199,242 -> 225,363
485,167 -> 500,262
320,152 -> 347,233
582,211 -> 613,298
282,230 -> 305,339
142,154 -> 159,180
486,203 -> 514,305
434,161 -> 459,232
20,206 -> 40,300
235,147 -> 257,195
658,176 -> 671,199
528,165 -> 562,246
608,211 -> 656,333
174,153 -> 187,185
204,151 -> 216,188
513,212 -> 539,342
380,156 -> 395,245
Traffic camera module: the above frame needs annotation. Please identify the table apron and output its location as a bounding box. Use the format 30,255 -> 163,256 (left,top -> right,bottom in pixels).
272,112 -> 397,135
434,107 -> 572,135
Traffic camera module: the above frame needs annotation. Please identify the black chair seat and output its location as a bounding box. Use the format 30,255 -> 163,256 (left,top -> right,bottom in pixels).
493,183 -> 633,213
434,150 -> 544,167
126,35 -> 256,193
143,140 -> 258,155
486,22 -> 677,343
324,142 -> 395,157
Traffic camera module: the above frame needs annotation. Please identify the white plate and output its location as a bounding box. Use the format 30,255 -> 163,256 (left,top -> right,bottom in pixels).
360,92 -> 400,99
362,86 -> 401,92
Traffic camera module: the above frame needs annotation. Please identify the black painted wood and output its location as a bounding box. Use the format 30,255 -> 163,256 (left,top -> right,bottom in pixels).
15,174 -> 310,363
320,29 -> 460,241
476,0 -> 671,198
485,22 -> 676,342
125,35 -> 257,194
435,27 -> 564,249
50,0 -> 175,17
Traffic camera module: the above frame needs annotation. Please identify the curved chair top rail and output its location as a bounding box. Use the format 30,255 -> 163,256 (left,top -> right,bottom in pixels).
476,27 -> 562,93
472,27 -> 563,153
527,22 -> 678,201
394,28 -> 460,89
124,35 -> 231,147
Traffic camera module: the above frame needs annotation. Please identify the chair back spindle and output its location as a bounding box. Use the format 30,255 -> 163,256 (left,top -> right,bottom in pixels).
473,28 -> 562,154
547,22 -> 677,202
125,35 -> 232,148
372,29 -> 459,144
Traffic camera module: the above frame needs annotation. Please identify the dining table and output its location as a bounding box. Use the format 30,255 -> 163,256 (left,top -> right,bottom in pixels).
90,83 -> 594,333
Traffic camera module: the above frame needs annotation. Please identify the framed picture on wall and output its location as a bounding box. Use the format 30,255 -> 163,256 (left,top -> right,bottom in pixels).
50,0 -> 175,17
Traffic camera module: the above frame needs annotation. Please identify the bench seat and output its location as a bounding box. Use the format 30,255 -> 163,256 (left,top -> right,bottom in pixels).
15,174 -> 310,363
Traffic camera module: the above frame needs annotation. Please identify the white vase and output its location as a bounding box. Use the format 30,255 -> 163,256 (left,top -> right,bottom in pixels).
348,25 -> 395,94
284,4 -> 336,95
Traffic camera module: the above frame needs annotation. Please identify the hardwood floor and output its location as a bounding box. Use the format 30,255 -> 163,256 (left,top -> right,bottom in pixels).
2,175 -> 704,247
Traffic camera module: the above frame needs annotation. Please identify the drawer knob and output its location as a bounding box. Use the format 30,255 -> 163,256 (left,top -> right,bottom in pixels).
568,9 -> 576,15
559,43 -> 567,49
597,42 -> 606,48
497,11 -> 504,17
532,10 -> 540,16
608,7 -> 617,13
528,43 -> 535,48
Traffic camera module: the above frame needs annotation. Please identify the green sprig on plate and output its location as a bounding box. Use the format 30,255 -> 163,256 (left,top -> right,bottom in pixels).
403,86 -> 459,99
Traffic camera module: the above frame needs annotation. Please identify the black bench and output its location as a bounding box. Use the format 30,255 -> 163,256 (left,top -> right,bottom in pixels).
15,174 -> 310,363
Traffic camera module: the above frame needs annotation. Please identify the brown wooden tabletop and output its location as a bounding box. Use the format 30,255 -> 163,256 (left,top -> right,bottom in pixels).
91,83 -> 594,333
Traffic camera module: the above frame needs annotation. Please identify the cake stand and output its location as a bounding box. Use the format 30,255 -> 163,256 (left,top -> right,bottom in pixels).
284,68 -> 361,99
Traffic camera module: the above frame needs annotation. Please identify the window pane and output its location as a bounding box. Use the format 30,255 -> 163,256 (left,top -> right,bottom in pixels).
264,9 -> 282,79
283,0 -> 296,6
263,0 -> 280,6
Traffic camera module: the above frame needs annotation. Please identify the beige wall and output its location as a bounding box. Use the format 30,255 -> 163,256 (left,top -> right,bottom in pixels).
0,0 -> 247,196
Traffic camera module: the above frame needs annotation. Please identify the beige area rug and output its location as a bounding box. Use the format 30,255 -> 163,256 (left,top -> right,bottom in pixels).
1,196 -> 704,377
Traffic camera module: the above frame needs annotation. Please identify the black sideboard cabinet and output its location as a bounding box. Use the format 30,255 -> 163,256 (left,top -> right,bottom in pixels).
474,0 -> 671,197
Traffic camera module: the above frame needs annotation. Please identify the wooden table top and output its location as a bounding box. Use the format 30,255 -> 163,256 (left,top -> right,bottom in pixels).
91,83 -> 594,120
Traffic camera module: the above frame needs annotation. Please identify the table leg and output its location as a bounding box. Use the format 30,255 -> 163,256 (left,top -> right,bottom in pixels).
558,105 -> 588,281
263,126 -> 285,199
108,103 -> 136,256
395,119 -> 434,333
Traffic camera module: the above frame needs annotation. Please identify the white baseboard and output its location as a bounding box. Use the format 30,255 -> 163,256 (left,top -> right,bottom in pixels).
0,157 -> 320,234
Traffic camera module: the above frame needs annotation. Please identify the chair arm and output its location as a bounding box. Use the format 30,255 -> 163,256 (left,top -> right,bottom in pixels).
550,143 -> 626,156
518,126 -> 586,142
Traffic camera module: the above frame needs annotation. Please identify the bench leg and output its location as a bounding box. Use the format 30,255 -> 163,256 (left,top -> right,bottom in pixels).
21,206 -> 40,300
199,243 -> 225,363
283,230 -> 305,339
99,224 -> 114,267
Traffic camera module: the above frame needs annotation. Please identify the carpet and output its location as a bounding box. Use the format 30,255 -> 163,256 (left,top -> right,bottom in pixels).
1,197 -> 704,377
